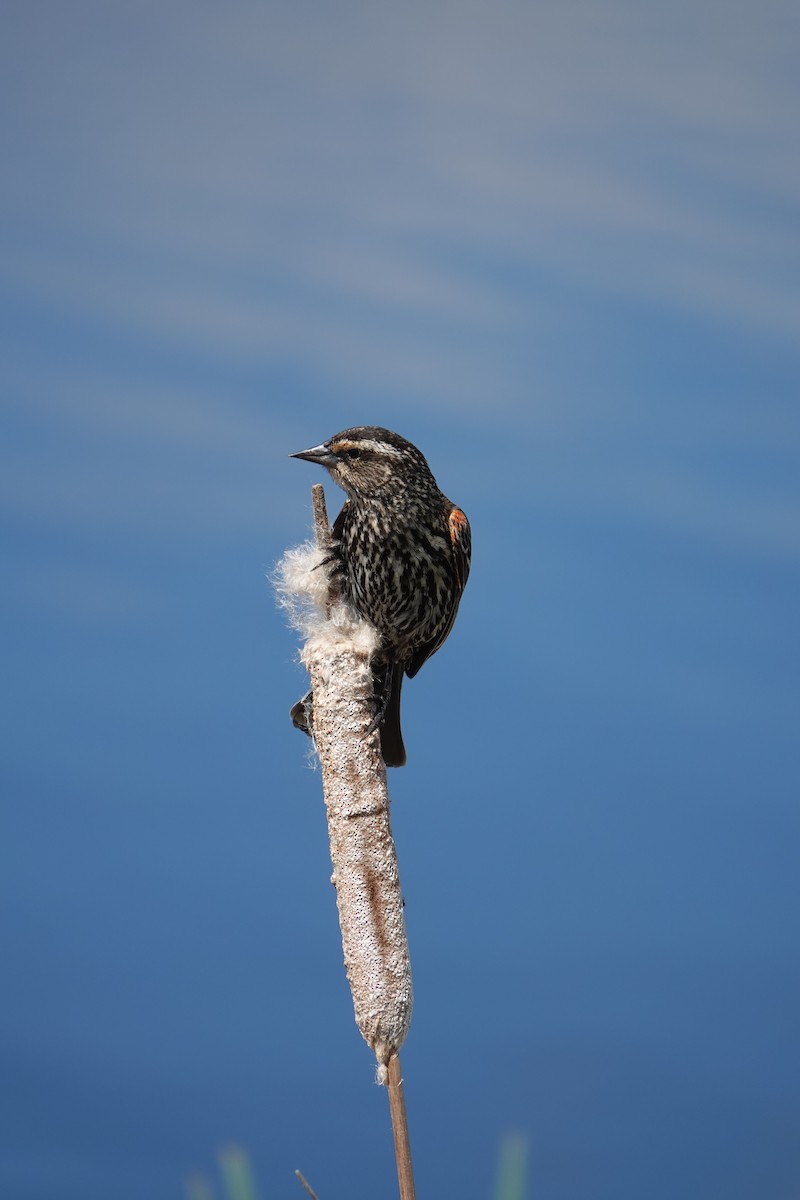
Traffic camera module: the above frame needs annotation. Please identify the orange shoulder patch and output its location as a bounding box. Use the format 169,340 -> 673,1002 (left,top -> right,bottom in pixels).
448,507 -> 468,544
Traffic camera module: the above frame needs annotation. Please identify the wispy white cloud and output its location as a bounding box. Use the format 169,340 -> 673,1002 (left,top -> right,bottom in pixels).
2,0 -> 798,560
3,0 -> 797,360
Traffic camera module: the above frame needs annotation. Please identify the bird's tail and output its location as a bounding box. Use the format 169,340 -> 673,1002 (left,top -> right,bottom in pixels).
379,664 -> 407,768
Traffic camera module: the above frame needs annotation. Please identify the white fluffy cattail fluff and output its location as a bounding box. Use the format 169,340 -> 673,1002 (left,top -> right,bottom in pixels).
275,517 -> 413,1077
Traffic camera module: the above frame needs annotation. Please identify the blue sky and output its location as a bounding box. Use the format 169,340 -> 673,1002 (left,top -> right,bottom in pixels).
2,3 -> 799,1198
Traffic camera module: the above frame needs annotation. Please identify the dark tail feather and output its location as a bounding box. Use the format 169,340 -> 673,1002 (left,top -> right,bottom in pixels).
379,664 -> 407,768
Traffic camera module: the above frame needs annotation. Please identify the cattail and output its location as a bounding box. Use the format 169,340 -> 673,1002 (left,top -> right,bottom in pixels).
275,485 -> 413,1076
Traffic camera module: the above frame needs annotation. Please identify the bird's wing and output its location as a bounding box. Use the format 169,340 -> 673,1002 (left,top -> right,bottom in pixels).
406,502 -> 471,678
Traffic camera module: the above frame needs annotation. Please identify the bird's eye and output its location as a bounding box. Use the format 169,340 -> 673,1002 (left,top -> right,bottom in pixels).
342,447 -> 362,459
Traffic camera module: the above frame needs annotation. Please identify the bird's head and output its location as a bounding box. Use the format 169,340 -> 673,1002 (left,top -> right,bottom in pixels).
291,426 -> 433,500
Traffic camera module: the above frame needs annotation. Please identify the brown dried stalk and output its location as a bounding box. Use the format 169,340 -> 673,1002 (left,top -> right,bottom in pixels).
294,1169 -> 320,1200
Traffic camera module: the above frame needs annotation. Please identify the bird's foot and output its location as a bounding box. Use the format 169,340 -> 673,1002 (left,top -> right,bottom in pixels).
290,690 -> 314,736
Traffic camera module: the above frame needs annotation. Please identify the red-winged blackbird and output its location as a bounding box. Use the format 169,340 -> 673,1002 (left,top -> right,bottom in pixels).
290,426 -> 471,767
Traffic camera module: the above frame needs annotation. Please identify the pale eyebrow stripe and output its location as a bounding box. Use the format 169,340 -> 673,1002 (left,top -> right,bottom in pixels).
332,439 -> 403,456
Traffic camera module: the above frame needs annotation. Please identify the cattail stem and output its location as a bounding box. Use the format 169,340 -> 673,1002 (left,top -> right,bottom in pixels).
311,483 -> 341,611
294,1169 -> 320,1200
281,484 -> 416,1199
387,1053 -> 416,1200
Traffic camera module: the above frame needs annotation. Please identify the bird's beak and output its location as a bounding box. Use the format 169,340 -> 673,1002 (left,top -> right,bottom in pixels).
290,443 -> 340,467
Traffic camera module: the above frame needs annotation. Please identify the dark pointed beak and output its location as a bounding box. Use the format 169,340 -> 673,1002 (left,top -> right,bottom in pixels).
290,443 -> 340,468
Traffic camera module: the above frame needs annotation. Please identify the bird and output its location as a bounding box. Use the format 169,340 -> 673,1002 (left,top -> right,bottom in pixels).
290,426 -> 471,767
